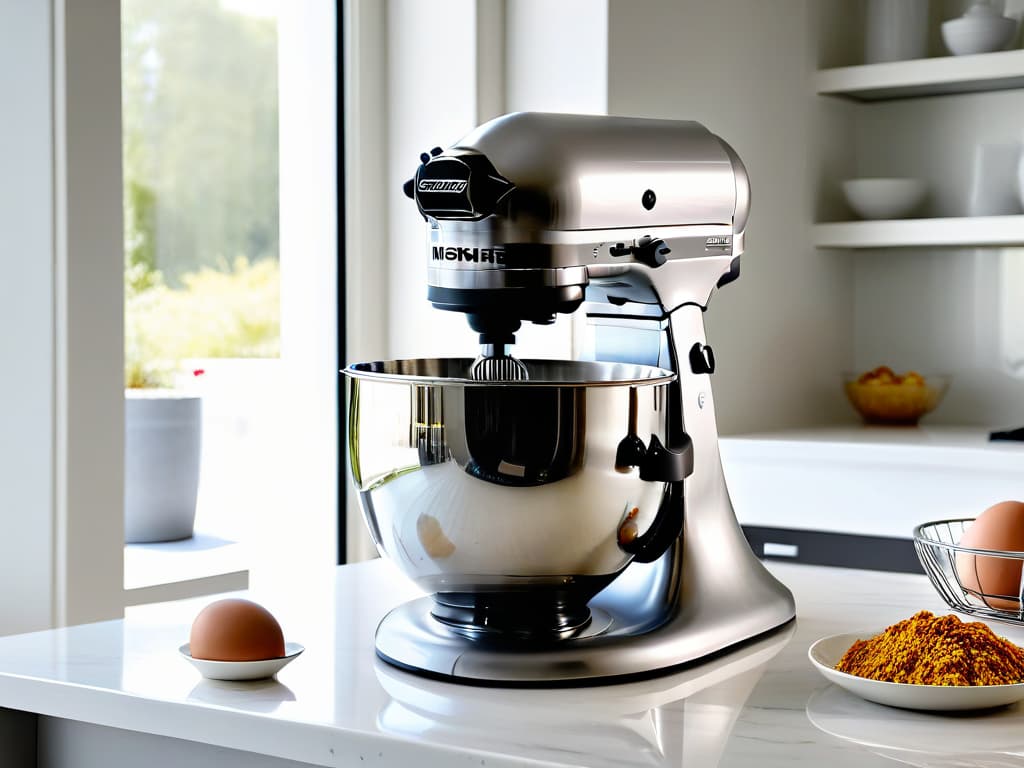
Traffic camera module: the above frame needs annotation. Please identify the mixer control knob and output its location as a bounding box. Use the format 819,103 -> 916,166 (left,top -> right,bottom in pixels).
632,236 -> 671,268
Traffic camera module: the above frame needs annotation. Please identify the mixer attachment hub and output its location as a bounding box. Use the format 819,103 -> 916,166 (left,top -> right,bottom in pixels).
470,344 -> 529,381
430,590 -> 602,642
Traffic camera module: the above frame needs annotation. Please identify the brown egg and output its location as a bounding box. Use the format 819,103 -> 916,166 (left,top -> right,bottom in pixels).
955,501 -> 1024,611
189,599 -> 286,661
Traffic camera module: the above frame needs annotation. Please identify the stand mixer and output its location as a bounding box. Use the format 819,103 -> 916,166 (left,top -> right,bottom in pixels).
345,112 -> 795,685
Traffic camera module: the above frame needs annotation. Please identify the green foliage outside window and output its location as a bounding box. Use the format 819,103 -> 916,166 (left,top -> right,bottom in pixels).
123,0 -> 280,388
125,257 -> 280,388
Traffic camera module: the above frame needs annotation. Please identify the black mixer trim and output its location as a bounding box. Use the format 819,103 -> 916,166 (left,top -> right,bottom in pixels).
717,255 -> 741,288
743,526 -> 922,574
430,590 -> 600,642
428,285 -> 585,344
411,150 -> 515,221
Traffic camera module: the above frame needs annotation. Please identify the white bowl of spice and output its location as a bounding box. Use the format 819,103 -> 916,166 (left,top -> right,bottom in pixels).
809,611 -> 1024,711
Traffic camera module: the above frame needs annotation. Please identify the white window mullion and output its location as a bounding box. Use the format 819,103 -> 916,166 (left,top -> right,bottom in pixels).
262,0 -> 341,579
52,0 -> 125,627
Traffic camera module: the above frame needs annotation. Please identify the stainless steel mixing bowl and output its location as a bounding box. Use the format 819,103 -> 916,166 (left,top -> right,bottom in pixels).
345,358 -> 683,640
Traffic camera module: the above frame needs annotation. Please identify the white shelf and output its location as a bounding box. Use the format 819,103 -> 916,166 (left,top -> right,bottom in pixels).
816,49 -> 1024,101
123,532 -> 248,606
813,215 -> 1024,249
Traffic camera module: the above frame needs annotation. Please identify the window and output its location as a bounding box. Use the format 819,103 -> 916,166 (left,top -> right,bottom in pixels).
121,0 -> 339,591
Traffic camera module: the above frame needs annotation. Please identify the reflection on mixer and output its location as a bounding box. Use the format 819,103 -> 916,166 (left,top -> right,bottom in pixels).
416,514 -> 456,560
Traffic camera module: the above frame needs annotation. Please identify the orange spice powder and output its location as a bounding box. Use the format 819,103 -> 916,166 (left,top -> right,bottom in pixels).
835,610 -> 1024,686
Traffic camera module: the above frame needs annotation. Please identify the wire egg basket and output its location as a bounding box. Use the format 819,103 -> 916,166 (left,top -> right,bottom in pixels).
914,519 -> 1024,625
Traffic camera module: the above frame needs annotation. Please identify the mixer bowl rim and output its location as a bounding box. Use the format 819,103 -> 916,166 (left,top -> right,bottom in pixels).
343,357 -> 676,388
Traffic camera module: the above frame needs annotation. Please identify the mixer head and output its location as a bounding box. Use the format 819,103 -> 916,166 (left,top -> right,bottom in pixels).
404,111 -> 751,368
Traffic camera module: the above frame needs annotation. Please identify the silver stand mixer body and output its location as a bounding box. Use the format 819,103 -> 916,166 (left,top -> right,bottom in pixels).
358,112 -> 795,684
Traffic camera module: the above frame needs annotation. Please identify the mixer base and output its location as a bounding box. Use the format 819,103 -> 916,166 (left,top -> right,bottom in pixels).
374,592 -> 795,686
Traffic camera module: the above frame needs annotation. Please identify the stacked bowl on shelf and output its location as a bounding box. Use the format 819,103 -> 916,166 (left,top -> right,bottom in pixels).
941,2 -> 1018,57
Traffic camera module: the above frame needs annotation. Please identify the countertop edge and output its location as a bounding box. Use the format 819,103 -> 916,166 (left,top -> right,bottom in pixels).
0,671 -> 546,768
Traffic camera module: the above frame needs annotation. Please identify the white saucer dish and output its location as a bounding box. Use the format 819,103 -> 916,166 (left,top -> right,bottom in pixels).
180,642 -> 304,681
809,632 -> 1024,711
841,178 -> 927,220
942,3 -> 1017,56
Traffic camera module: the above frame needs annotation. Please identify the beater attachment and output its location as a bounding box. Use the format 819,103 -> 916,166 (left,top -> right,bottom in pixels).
469,344 -> 529,382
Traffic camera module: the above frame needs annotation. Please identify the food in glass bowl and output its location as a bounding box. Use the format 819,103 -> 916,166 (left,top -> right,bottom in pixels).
844,366 -> 949,425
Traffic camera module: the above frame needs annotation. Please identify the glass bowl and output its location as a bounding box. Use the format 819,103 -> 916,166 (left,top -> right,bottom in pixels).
843,368 -> 950,425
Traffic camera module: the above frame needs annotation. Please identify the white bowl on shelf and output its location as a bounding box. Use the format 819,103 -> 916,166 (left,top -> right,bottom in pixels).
841,178 -> 928,220
942,3 -> 1017,56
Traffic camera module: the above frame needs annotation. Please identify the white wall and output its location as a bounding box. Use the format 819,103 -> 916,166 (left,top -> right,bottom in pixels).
607,0 -> 855,435
505,0 -> 608,115
385,0 -> 480,360
0,0 -> 57,634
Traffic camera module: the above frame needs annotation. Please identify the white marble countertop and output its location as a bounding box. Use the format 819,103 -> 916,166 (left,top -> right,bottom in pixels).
2,559 -> 1024,767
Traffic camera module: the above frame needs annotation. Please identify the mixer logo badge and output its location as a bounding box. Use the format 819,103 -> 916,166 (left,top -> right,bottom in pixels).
418,179 -> 468,193
705,236 -> 731,251
432,246 -> 506,264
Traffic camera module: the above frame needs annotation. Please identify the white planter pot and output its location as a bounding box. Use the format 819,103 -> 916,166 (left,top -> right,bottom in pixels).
124,391 -> 202,543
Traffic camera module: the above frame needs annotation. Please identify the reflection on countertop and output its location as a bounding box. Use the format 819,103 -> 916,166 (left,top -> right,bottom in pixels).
376,623 -> 793,768
807,685 -> 1024,767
